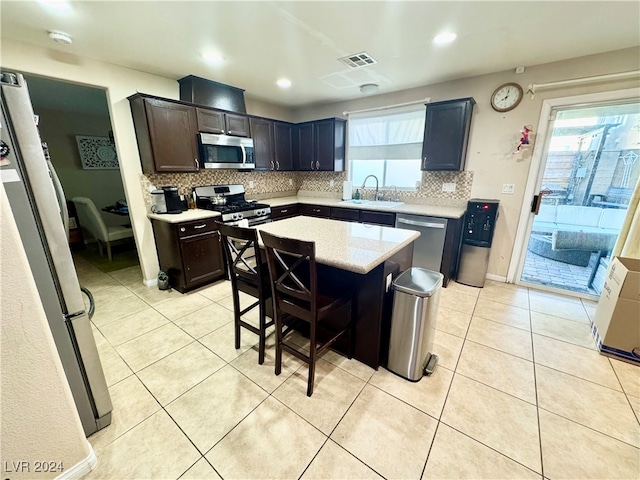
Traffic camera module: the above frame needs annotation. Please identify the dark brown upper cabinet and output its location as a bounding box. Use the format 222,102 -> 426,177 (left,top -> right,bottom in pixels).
196,108 -> 250,137
273,121 -> 294,171
129,96 -> 200,174
250,117 -> 275,171
295,118 -> 346,172
421,98 -> 475,171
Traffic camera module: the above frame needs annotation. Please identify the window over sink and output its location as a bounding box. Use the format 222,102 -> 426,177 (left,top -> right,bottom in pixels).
347,105 -> 425,189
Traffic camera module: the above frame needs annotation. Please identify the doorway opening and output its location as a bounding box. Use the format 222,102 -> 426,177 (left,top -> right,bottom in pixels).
519,100 -> 639,296
23,74 -> 139,273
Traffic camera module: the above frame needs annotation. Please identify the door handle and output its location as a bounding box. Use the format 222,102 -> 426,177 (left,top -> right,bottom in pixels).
316,161 -> 320,169
194,224 -> 207,229
271,161 -> 275,170
276,160 -> 280,170
531,189 -> 552,215
397,218 -> 445,229
310,160 -> 314,170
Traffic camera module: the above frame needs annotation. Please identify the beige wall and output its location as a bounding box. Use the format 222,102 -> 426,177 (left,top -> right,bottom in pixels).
36,108 -> 128,228
3,38 -> 638,281
0,184 -> 90,479
293,47 -> 640,277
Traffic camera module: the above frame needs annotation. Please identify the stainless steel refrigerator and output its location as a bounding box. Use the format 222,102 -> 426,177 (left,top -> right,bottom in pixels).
1,71 -> 112,436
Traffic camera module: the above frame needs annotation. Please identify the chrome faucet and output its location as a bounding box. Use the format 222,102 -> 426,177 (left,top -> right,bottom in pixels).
388,185 -> 400,202
361,174 -> 382,201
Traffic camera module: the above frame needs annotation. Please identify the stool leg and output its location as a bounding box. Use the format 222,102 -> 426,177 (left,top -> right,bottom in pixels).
307,327 -> 316,397
275,313 -> 283,376
258,298 -> 266,365
233,290 -> 241,350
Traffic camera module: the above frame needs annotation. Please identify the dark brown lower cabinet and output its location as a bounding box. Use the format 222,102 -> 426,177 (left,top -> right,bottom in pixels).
300,204 -> 331,217
360,210 -> 396,226
270,204 -> 300,220
151,218 -> 225,293
330,207 -> 360,222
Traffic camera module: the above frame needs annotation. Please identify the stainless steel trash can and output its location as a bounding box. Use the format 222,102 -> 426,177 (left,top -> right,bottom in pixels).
387,267 -> 443,381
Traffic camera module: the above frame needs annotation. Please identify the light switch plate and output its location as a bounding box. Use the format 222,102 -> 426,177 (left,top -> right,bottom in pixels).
330,180 -> 335,187
442,183 -> 456,192
289,178 -> 293,186
502,183 -> 515,194
249,181 -> 254,188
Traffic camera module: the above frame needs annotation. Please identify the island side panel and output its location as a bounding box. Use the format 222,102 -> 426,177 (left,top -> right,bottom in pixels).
316,242 -> 414,369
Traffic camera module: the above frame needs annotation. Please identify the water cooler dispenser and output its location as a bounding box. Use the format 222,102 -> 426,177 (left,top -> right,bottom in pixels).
456,199 -> 500,288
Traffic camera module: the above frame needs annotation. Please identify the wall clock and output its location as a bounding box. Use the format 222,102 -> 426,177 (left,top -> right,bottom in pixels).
490,82 -> 523,112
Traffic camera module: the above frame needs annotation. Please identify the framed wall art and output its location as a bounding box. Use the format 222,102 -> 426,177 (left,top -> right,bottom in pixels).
75,135 -> 119,169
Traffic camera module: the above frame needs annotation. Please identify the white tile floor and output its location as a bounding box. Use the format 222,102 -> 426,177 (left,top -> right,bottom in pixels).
76,257 -> 640,480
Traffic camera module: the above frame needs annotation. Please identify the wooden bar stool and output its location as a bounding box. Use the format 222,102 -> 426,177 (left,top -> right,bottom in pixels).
260,231 -> 353,397
217,223 -> 274,365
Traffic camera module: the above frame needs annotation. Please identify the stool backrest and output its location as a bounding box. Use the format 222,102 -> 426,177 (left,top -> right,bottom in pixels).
217,223 -> 266,297
260,231 -> 317,323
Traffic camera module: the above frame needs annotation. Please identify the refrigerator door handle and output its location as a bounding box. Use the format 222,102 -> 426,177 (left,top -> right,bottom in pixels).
46,157 -> 70,240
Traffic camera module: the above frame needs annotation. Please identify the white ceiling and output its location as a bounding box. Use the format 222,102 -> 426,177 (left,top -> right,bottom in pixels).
2,1 -> 639,108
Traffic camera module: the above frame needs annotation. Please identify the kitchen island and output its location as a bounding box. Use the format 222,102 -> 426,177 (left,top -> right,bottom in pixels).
256,216 -> 419,369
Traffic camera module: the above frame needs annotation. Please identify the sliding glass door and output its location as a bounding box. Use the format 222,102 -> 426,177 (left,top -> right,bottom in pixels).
518,100 -> 639,296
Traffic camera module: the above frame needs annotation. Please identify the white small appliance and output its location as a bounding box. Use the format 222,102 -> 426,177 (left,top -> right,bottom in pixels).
342,181 -> 353,200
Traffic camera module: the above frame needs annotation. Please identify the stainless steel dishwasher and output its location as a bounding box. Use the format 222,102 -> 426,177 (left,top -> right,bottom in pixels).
395,214 -> 448,272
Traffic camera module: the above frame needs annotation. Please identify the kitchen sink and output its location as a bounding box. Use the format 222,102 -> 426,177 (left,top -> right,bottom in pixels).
368,200 -> 404,208
340,199 -> 404,208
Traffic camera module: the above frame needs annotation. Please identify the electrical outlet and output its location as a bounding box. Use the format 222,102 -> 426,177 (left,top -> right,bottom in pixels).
502,183 -> 515,194
330,180 -> 335,187
249,181 -> 254,188
442,183 -> 456,192
288,178 -> 293,186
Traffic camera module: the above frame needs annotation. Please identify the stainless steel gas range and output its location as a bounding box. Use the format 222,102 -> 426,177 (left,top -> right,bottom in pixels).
193,184 -> 271,226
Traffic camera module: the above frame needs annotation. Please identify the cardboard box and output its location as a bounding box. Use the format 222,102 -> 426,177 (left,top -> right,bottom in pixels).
592,257 -> 640,364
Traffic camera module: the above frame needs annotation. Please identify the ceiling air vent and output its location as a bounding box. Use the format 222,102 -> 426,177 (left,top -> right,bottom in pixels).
338,52 -> 377,69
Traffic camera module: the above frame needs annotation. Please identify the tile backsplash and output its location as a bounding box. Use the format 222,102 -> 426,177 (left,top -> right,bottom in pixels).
141,169 -> 473,208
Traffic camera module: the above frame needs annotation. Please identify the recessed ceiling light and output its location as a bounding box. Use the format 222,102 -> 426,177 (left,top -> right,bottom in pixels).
202,52 -> 224,64
277,78 -> 292,88
37,0 -> 72,11
48,30 -> 72,45
360,84 -> 379,95
433,32 -> 457,45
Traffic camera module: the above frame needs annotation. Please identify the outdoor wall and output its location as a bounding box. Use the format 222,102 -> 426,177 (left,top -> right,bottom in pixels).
0,184 -> 91,479
293,47 -> 640,278
35,107 -> 128,228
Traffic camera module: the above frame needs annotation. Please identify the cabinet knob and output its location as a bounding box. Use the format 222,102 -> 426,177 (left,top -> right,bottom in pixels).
276,161 -> 280,170
180,227 -> 186,232
271,161 -> 275,170
316,161 -> 319,169
310,161 -> 314,170
281,209 -> 288,213
194,158 -> 199,168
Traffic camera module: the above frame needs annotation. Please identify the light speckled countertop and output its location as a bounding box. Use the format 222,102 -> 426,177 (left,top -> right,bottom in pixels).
148,194 -> 466,224
256,195 -> 466,219
148,209 -> 221,223
255,216 -> 420,274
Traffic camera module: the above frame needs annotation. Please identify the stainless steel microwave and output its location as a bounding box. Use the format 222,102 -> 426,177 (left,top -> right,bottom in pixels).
198,133 -> 255,169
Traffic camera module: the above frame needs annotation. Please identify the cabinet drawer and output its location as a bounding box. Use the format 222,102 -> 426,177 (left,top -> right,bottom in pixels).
300,204 -> 330,218
177,219 -> 219,238
360,210 -> 396,226
331,207 -> 360,222
271,204 -> 299,220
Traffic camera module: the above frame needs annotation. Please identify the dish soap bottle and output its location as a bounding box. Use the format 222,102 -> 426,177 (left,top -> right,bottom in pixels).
354,189 -> 360,200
